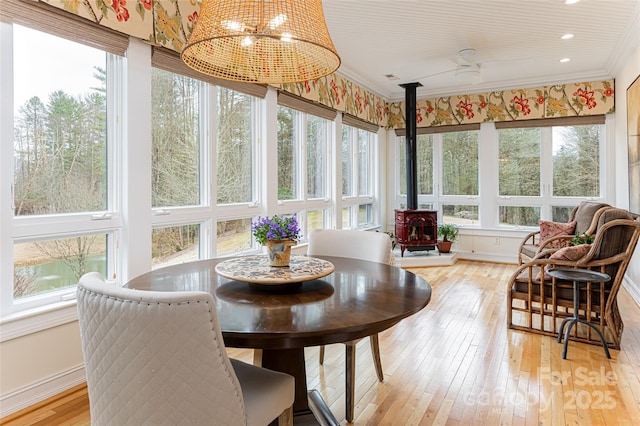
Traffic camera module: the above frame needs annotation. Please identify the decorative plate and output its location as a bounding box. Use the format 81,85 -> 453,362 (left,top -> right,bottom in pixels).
215,255 -> 334,285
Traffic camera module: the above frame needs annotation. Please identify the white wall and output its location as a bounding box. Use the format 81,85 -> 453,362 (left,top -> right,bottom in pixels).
0,322 -> 85,416
614,39 -> 640,303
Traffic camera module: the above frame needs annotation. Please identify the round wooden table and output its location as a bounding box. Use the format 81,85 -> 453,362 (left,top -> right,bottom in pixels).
125,255 -> 432,421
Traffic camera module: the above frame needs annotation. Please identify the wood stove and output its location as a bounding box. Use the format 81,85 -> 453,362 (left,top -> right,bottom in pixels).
394,82 -> 437,257
395,209 -> 437,256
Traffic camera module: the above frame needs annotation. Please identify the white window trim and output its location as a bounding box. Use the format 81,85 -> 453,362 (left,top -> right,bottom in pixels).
394,121 -> 608,231
494,124 -> 607,229
341,125 -> 378,229
148,75 -> 220,261
1,23 -> 122,322
275,106 -> 336,235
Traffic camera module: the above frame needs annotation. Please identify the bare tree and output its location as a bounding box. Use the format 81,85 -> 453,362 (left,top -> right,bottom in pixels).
34,235 -> 99,281
13,268 -> 39,298
217,87 -> 253,204
151,69 -> 199,208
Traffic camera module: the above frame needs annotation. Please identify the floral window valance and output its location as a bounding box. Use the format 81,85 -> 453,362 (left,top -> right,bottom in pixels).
387,80 -> 615,130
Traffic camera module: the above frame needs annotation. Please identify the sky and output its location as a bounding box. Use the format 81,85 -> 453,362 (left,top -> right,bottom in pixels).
13,24 -> 106,113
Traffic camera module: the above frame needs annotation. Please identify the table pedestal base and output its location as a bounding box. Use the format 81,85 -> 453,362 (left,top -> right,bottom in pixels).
260,348 -> 338,425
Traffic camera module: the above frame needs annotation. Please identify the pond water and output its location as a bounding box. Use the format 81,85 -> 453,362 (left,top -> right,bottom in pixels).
16,254 -> 107,298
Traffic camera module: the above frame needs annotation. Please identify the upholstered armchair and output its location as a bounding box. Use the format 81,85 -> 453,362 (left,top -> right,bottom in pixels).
518,201 -> 611,264
77,273 -> 294,426
508,208 -> 640,350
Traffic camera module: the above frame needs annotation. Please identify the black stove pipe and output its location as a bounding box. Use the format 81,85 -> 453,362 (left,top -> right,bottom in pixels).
399,82 -> 422,210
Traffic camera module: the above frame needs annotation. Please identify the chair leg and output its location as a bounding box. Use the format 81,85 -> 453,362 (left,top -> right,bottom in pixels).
345,341 -> 356,423
277,405 -> 293,426
369,334 -> 384,382
319,345 -> 325,365
253,349 -> 262,366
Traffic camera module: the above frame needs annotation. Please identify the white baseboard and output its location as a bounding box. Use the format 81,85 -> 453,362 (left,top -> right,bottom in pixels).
458,251 -> 518,264
394,250 -> 458,268
393,249 -> 518,268
0,364 -> 86,418
623,276 -> 640,306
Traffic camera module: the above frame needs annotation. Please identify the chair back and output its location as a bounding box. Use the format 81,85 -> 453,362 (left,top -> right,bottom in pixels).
570,201 -> 611,235
589,209 -> 640,281
77,273 -> 246,426
307,229 -> 393,264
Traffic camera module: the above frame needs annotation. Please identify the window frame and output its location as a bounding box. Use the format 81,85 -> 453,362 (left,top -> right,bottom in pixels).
150,75 -> 215,262
395,121 -> 607,230
0,22 -> 124,321
214,87 -> 262,256
276,105 -> 333,238
150,67 -> 204,210
396,130 -> 480,225
495,124 -> 607,229
342,125 -> 377,229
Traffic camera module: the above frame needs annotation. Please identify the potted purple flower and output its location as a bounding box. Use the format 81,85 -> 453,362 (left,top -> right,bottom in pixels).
252,214 -> 300,266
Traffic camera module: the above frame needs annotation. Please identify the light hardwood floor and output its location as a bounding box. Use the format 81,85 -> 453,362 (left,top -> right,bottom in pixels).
3,260 -> 640,425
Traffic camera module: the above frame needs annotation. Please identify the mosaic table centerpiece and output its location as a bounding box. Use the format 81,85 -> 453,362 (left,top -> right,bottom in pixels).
215,254 -> 334,290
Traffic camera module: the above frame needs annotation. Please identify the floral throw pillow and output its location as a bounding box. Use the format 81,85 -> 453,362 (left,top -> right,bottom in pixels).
536,244 -> 592,280
539,220 -> 577,248
550,244 -> 592,261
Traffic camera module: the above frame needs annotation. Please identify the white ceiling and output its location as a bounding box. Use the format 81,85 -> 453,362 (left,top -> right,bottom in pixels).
322,0 -> 640,102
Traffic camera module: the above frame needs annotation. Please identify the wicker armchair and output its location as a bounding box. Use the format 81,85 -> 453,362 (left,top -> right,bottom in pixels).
508,208 -> 640,350
518,201 -> 611,264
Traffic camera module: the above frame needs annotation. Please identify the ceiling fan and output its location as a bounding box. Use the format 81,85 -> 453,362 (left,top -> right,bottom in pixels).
414,49 -> 483,84
413,48 -> 531,85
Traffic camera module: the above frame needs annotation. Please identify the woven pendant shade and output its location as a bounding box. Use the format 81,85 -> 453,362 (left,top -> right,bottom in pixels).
182,0 -> 341,84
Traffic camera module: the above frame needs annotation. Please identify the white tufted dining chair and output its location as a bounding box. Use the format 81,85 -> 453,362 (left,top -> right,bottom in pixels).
77,272 -> 294,426
307,229 -> 393,423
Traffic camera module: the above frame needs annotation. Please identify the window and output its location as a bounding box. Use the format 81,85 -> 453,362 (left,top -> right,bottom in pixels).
497,124 -> 603,227
397,130 -> 479,224
150,68 -> 210,265
342,207 -> 352,229
3,24 -> 120,314
307,209 -> 328,231
216,218 -> 253,255
499,128 -> 541,197
358,129 -> 371,197
13,26 -> 108,216
151,68 -> 200,207
14,235 -> 108,300
214,87 -> 259,256
399,134 -> 433,197
217,87 -> 255,204
152,225 -> 200,269
341,126 -> 353,196
307,115 -> 328,199
342,125 -> 376,228
277,106 -> 299,201
552,125 -> 600,197
498,127 -> 541,226
397,122 -> 604,228
276,105 -> 332,236
442,131 -> 479,196
358,204 -> 373,225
